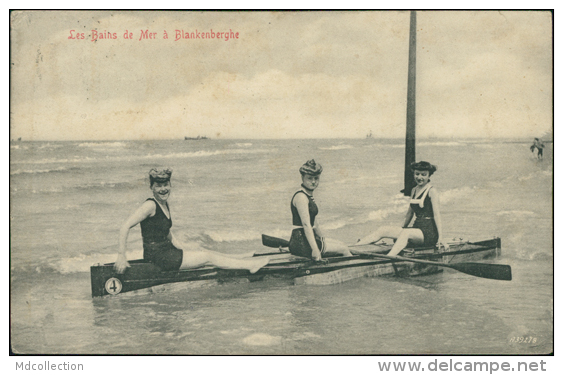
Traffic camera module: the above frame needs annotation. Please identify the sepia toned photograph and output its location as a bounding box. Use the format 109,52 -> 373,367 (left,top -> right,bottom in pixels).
10,10 -> 553,355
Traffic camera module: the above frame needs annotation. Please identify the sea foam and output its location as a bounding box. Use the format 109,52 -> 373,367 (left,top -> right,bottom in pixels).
318,144 -> 354,150
12,148 -> 273,165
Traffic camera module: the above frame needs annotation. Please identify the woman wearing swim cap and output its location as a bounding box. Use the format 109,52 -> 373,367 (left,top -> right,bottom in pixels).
288,160 -> 352,261
114,168 -> 269,274
356,161 -> 448,255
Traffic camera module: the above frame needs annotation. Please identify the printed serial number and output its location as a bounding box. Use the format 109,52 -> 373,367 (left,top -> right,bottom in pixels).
509,336 -> 537,344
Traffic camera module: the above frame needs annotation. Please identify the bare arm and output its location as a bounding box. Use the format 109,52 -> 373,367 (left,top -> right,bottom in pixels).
167,231 -> 184,250
313,218 -> 324,239
402,206 -> 415,228
294,193 -> 322,260
429,188 -> 448,249
115,200 -> 155,273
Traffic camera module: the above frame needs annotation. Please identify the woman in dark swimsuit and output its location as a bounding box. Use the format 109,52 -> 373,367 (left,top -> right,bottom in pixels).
114,168 -> 269,273
288,160 -> 352,260
356,161 -> 448,255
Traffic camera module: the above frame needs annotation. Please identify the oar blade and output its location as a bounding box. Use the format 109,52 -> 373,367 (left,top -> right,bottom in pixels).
261,234 -> 290,249
449,262 -> 512,281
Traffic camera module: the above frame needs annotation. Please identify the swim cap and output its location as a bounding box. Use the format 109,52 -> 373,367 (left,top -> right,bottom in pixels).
299,159 -> 323,176
410,161 -> 437,175
149,168 -> 173,185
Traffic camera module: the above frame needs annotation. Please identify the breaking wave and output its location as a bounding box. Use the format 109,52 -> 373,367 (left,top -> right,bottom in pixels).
440,186 -> 474,205
322,219 -> 350,230
73,181 -> 139,191
10,166 -> 74,176
9,250 -> 133,275
78,142 -> 127,148
318,145 -> 354,151
13,239 -> 212,275
418,141 -> 467,147
21,180 -> 139,194
201,229 -> 262,243
501,237 -> 553,262
366,206 -> 403,222
38,143 -> 63,149
56,251 -> 137,274
496,210 -> 536,218
187,227 -> 291,244
10,144 -> 28,150
518,170 -> 552,182
358,186 -> 475,226
12,148 -> 274,165
361,194 -> 409,224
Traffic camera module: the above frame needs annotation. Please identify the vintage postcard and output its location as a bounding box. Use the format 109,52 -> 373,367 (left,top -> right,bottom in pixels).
10,10 -> 553,359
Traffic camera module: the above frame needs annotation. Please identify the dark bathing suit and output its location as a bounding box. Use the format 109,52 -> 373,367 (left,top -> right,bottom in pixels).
141,198 -> 183,271
531,142 -> 544,157
410,186 -> 439,247
288,190 -> 326,258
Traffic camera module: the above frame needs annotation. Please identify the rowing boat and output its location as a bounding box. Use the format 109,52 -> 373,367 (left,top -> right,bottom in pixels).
90,238 -> 502,297
91,15 -> 511,297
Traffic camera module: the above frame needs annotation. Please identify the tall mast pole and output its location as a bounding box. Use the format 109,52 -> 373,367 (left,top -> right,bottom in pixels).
403,10 -> 417,196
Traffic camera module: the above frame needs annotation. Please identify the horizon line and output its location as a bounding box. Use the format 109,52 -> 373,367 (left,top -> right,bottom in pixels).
9,136 -> 549,142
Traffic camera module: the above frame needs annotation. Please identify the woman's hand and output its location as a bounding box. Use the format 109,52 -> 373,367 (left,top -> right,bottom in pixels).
115,201 -> 155,273
114,253 -> 130,273
293,193 -> 322,261
312,249 -> 322,261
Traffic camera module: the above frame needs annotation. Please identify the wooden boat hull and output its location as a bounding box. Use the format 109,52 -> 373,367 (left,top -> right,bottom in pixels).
90,238 -> 501,297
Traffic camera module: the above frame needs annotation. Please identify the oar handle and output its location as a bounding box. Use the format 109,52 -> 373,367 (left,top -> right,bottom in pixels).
262,234 -> 290,248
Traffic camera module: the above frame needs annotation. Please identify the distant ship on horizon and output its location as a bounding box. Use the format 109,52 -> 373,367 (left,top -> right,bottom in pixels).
184,135 -> 208,140
366,130 -> 372,139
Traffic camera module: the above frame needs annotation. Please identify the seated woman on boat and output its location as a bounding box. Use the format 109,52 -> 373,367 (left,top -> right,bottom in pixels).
356,161 -> 448,256
114,168 -> 269,273
289,160 -> 352,261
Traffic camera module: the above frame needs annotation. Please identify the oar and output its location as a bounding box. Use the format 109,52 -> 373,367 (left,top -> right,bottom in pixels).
362,253 -> 512,281
261,234 -> 512,281
262,234 -> 289,248
253,250 -> 290,257
262,234 -> 390,250
262,234 -> 392,249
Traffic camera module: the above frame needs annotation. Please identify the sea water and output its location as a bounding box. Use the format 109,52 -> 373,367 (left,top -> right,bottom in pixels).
9,138 -> 553,354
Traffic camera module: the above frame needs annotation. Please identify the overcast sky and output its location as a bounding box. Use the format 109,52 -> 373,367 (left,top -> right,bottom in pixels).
10,10 -> 552,140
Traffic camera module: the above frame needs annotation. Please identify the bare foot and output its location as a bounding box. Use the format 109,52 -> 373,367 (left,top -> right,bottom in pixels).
355,233 -> 380,246
249,257 -> 270,274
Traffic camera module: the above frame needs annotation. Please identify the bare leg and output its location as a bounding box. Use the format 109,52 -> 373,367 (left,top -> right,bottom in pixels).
180,250 -> 269,273
356,226 -> 403,246
387,228 -> 424,256
218,250 -> 255,259
323,238 -> 353,257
